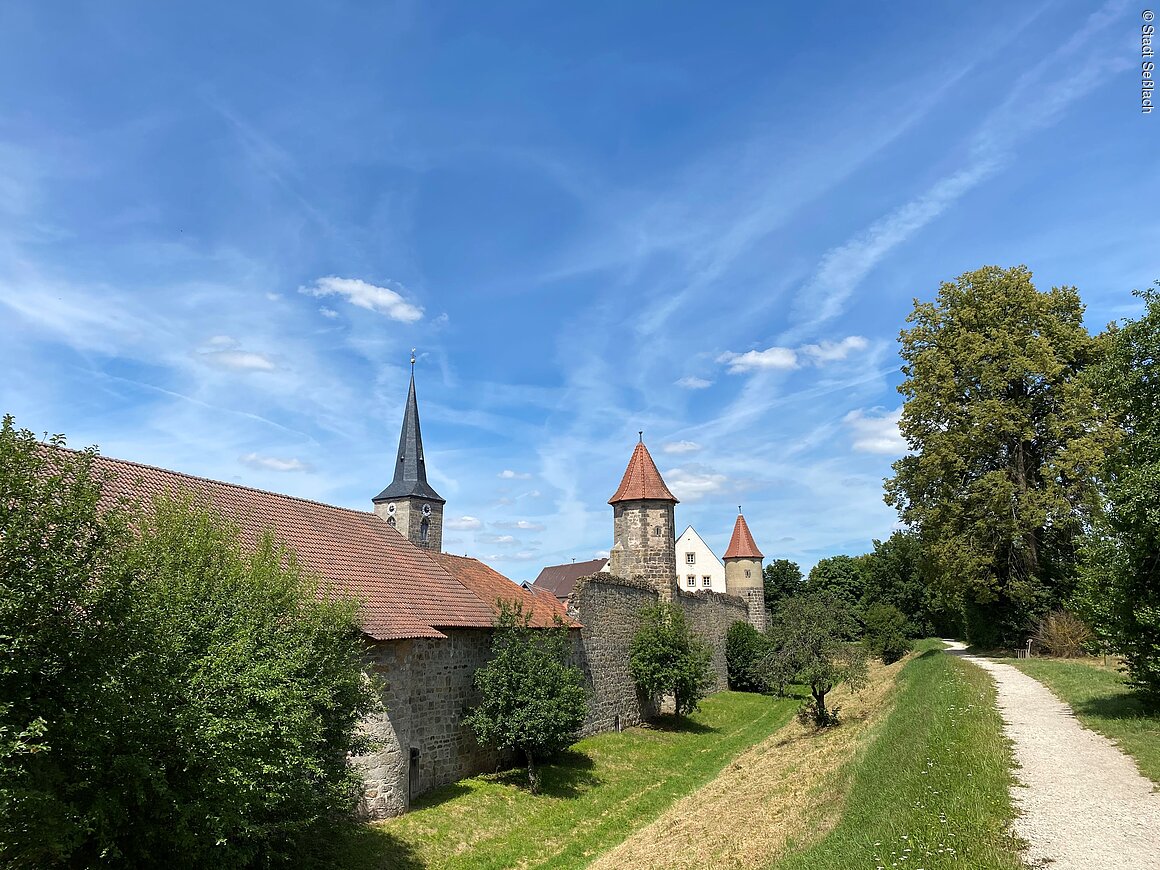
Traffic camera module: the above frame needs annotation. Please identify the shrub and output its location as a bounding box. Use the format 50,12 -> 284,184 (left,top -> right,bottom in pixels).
630,603 -> 714,716
1033,610 -> 1093,658
725,621 -> 769,692
0,420 -> 378,868
465,601 -> 587,793
863,603 -> 913,664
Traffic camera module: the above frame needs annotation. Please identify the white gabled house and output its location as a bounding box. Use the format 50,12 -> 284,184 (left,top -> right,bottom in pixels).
675,525 -> 726,593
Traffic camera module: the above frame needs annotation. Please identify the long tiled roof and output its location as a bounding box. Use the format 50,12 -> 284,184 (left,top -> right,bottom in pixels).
723,512 -> 764,560
84,451 -> 539,641
433,553 -> 576,628
608,441 -> 679,504
531,558 -> 609,601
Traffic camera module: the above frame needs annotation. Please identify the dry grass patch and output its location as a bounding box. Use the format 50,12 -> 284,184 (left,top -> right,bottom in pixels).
589,656 -> 907,870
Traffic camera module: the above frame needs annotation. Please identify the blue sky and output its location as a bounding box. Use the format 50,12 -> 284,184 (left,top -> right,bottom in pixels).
1,1 -> 1156,581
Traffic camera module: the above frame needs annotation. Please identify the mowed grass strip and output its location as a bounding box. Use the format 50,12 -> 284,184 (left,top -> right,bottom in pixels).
1005,656 -> 1160,785
343,691 -> 798,870
771,641 -> 1023,870
589,655 -> 907,870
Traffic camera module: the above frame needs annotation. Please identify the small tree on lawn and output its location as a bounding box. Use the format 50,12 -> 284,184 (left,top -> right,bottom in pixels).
763,594 -> 869,727
465,601 -> 587,794
725,621 -> 769,692
629,603 -> 714,716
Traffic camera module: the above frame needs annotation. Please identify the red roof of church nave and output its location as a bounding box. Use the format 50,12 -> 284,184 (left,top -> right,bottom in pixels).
608,441 -> 679,504
84,451 -> 574,641
723,512 -> 764,559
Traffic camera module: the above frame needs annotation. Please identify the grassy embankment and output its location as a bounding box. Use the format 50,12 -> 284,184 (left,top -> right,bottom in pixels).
342,690 -> 799,870
769,640 -> 1023,870
1005,656 -> 1160,785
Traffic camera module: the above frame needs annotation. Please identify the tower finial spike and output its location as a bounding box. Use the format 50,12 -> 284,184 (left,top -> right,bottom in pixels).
638,430 -> 643,442
738,505 -> 742,514
410,348 -> 416,370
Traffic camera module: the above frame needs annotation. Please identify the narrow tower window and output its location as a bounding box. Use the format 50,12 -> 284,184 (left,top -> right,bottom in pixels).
420,518 -> 430,544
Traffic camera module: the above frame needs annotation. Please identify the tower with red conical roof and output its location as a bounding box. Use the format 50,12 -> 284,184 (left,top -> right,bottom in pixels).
724,508 -> 766,630
608,436 -> 679,600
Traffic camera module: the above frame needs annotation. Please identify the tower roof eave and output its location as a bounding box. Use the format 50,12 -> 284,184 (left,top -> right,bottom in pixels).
723,513 -> 764,559
608,441 -> 679,504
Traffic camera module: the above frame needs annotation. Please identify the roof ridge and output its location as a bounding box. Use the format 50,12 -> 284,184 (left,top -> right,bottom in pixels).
56,444 -> 378,520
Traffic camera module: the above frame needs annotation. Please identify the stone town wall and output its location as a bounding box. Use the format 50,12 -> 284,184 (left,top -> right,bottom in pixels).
674,588 -> 751,692
356,577 -> 754,819
609,501 -> 677,601
357,629 -> 498,819
568,573 -> 658,736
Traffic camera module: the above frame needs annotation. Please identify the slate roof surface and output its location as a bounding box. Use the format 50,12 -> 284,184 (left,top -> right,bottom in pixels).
608,441 -> 679,504
83,451 -> 547,640
432,553 -> 577,628
531,558 -> 609,601
373,373 -> 445,504
723,512 -> 764,560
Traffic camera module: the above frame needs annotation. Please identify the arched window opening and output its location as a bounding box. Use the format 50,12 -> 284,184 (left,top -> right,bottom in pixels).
420,518 -> 430,544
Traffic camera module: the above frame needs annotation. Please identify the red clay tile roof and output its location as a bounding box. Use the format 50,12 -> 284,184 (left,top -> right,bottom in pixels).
83,451 -> 502,641
723,513 -> 764,560
531,558 -> 609,601
608,441 -> 679,504
432,553 -> 577,628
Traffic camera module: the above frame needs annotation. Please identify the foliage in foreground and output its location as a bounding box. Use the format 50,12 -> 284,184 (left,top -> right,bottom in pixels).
1032,609 -> 1093,658
885,265 -> 1112,648
1006,656 -> 1160,785
763,558 -> 804,611
351,692 -> 798,870
764,595 -> 869,727
725,620 -> 770,692
464,601 -> 587,793
629,603 -> 714,716
0,420 -> 377,868
773,642 -> 1023,870
1074,285 -> 1160,704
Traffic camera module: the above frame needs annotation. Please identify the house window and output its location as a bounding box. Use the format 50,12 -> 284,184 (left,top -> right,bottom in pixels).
745,569 -> 751,578
685,552 -> 695,565
686,575 -> 696,588
702,576 -> 711,587
420,518 -> 430,544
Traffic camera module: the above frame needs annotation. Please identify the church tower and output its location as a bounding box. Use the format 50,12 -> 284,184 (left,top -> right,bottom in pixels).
373,359 -> 445,552
608,436 -> 679,600
724,508 -> 765,630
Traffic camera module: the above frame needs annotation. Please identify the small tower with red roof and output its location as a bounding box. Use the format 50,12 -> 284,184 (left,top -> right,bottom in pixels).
608,435 -> 679,600
724,508 -> 766,630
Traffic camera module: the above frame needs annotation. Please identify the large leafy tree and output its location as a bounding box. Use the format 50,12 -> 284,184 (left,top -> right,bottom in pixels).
763,558 -> 803,611
884,266 -> 1110,646
1075,286 -> 1160,703
465,601 -> 587,793
859,530 -> 950,636
805,555 -> 866,632
0,419 -> 378,868
629,603 -> 713,717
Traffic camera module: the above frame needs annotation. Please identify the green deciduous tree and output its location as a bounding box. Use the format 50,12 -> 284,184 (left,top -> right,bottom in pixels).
859,530 -> 953,637
763,558 -> 803,611
762,594 -> 868,727
1074,286 -> 1160,703
465,601 -> 587,793
725,621 -> 769,692
0,419 -> 378,868
805,556 -> 866,636
862,603 -> 912,664
885,266 -> 1111,647
629,603 -> 714,717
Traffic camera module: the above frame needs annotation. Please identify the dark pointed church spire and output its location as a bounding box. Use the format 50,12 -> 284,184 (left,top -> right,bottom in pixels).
373,364 -> 445,505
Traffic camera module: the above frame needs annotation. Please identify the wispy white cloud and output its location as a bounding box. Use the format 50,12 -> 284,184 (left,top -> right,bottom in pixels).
675,376 -> 713,389
662,440 -> 702,455
800,336 -> 869,363
300,276 -> 423,323
195,337 -> 278,372
498,469 -> 532,480
717,346 -> 798,373
445,515 -> 483,530
664,465 -> 729,502
493,519 -> 546,532
239,452 -> 312,472
844,407 -> 907,455
319,307 -> 339,319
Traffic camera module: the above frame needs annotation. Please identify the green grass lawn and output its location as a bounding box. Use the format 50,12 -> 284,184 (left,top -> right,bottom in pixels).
1005,656 -> 1160,785
770,640 -> 1023,870
341,690 -> 799,869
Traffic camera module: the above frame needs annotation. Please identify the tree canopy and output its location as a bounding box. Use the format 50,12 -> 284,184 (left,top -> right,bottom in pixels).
464,601 -> 587,793
805,556 -> 865,633
884,266 -> 1111,646
0,419 -> 378,868
1074,286 -> 1160,703
763,558 -> 803,611
629,603 -> 713,717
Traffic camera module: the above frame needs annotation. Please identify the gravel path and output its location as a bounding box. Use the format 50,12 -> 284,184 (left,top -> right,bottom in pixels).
946,640 -> 1160,869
